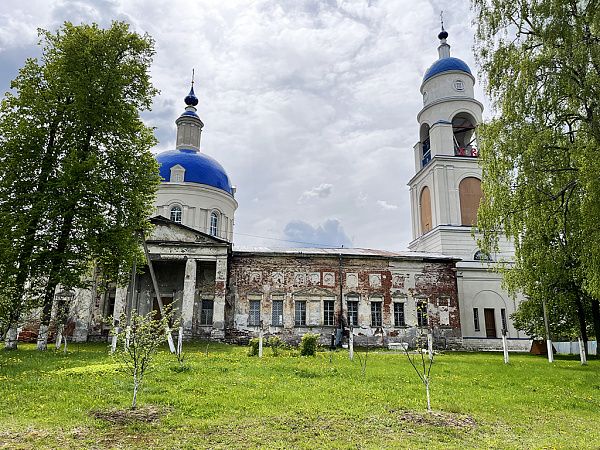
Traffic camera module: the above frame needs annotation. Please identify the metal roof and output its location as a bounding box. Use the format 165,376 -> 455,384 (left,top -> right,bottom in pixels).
232,246 -> 457,261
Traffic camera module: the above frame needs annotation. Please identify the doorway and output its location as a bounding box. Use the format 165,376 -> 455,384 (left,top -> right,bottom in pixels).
484,308 -> 496,338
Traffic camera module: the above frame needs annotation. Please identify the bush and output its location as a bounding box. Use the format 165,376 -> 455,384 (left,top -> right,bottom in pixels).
269,336 -> 283,356
248,337 -> 266,356
300,332 -> 319,357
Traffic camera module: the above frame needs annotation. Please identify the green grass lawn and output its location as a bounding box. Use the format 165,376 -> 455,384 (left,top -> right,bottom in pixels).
0,342 -> 598,449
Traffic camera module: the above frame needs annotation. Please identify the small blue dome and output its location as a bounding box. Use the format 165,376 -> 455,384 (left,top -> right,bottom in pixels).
156,148 -> 233,195
423,57 -> 471,83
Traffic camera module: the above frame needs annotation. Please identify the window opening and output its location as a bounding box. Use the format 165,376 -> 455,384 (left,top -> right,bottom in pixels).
500,308 -> 507,332
210,212 -> 218,236
417,301 -> 428,327
394,302 -> 405,327
371,302 -> 382,327
422,137 -> 431,167
347,300 -> 358,327
323,300 -> 335,326
249,300 -> 261,326
272,299 -> 283,326
473,308 -> 480,331
295,301 -> 306,326
200,300 -> 213,325
474,250 -> 492,261
170,205 -> 182,223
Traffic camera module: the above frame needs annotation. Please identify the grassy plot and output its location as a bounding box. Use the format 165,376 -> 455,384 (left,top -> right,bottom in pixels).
0,342 -> 599,449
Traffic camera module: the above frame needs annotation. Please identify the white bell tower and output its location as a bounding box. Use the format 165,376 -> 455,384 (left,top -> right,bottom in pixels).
408,26 -> 484,260
406,24 -> 527,347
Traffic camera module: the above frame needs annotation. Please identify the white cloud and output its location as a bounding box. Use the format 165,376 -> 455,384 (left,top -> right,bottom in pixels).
297,183 -> 334,204
377,200 -> 398,210
283,219 -> 353,248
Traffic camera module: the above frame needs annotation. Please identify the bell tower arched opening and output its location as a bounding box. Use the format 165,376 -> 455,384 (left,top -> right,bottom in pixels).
452,113 -> 478,157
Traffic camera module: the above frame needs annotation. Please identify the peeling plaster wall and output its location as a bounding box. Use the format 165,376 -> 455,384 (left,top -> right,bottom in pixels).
228,252 -> 461,348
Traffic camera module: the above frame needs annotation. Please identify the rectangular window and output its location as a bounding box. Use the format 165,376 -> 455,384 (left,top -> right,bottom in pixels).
500,308 -> 507,332
394,302 -> 405,327
324,300 -> 335,326
200,300 -> 213,325
473,308 -> 480,331
272,300 -> 283,326
371,302 -> 382,327
249,300 -> 261,326
347,300 -> 358,327
417,301 -> 428,327
295,301 -> 306,326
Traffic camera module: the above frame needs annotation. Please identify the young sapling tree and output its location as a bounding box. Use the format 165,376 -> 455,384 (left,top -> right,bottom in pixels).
108,306 -> 180,409
403,335 -> 434,413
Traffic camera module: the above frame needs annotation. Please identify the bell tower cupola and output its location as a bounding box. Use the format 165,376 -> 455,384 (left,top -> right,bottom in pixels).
408,23 -> 484,257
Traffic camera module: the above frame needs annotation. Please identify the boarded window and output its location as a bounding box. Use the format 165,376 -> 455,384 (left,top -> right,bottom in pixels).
459,177 -> 483,226
420,186 -> 432,234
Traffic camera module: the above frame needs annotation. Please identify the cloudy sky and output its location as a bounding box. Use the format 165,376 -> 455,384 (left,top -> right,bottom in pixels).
0,0 -> 486,251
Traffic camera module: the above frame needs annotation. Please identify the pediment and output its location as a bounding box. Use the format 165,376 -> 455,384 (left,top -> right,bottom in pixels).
148,216 -> 228,246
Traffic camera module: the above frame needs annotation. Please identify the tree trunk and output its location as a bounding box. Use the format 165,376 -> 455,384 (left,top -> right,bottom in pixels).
574,295 -> 588,357
4,327 -> 18,350
591,299 -> 600,356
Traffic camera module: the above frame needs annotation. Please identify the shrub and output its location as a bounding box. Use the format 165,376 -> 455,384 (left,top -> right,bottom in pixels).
300,332 -> 319,357
269,336 -> 283,356
248,337 -> 266,356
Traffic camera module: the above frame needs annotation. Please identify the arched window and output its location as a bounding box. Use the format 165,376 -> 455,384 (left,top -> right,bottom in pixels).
170,205 -> 182,223
210,212 -> 218,236
474,250 -> 492,261
420,186 -> 432,234
459,177 -> 483,226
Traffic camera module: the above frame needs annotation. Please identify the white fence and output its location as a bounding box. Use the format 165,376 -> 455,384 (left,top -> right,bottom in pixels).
554,341 -> 597,355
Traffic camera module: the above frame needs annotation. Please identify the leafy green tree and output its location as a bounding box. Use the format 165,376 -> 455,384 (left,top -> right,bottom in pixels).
471,0 -> 600,350
109,308 -> 180,409
0,22 -> 160,348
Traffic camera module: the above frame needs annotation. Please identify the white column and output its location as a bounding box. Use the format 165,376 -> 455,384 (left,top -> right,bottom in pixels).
212,256 -> 228,338
113,286 -> 128,323
182,258 -> 197,337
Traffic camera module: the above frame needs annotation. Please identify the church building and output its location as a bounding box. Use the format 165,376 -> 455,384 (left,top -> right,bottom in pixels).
72,28 -> 529,351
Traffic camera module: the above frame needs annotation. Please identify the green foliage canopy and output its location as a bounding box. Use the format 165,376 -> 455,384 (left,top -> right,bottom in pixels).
0,21 -> 160,338
472,0 -> 600,339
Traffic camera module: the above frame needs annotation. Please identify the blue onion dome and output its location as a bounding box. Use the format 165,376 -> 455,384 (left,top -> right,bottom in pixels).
423,26 -> 471,82
184,85 -> 199,106
423,58 -> 471,82
156,148 -> 234,195
438,26 -> 448,40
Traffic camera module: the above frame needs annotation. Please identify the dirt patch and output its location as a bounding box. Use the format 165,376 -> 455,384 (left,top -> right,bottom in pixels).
392,410 -> 477,429
89,404 -> 169,424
